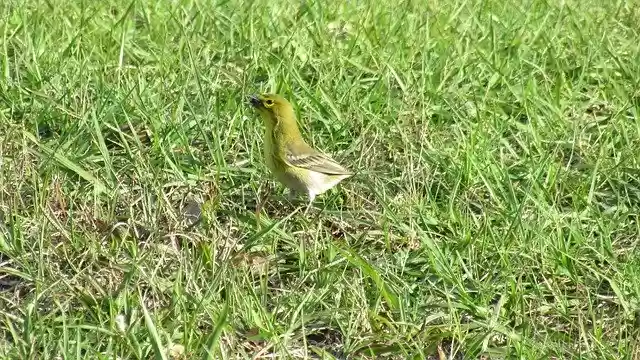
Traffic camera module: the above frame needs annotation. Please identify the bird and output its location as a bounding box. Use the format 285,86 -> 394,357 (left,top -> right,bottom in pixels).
248,93 -> 352,213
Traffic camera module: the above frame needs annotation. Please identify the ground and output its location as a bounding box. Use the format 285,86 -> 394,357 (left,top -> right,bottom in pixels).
1,0 -> 640,358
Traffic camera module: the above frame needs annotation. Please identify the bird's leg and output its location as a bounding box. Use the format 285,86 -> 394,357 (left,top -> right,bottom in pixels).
286,189 -> 298,204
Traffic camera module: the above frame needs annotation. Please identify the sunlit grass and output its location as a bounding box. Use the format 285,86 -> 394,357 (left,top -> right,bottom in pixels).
1,0 -> 639,358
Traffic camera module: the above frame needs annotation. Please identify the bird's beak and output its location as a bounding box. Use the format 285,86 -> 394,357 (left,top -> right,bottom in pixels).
248,94 -> 262,108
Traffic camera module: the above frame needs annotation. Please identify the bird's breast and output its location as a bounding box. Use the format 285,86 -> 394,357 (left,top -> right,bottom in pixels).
263,129 -> 276,171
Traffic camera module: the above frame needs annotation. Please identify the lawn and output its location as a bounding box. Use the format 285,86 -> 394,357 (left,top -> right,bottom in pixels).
1,0 -> 640,358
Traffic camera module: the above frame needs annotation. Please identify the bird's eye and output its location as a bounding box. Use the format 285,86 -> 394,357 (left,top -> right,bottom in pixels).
265,99 -> 274,107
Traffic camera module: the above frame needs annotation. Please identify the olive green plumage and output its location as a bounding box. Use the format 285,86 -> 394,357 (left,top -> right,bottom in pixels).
249,93 -> 352,205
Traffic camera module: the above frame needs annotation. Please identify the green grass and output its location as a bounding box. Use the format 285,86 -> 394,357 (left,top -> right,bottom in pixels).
1,0 -> 640,358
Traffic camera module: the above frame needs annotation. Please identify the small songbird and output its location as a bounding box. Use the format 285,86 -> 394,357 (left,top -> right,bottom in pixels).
249,93 -> 352,210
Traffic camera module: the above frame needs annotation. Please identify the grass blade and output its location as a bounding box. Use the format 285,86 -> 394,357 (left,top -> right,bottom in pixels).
202,299 -> 229,360
140,293 -> 168,360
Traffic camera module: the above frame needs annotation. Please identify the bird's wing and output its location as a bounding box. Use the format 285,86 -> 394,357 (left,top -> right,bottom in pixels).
285,142 -> 352,175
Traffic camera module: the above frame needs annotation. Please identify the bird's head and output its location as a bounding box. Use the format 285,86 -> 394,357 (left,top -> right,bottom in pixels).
248,93 -> 297,128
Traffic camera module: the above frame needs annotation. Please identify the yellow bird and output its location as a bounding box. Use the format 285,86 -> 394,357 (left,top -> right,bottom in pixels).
249,93 -> 352,210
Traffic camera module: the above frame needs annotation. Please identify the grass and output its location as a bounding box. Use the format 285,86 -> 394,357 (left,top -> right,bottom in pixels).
1,0 -> 640,358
